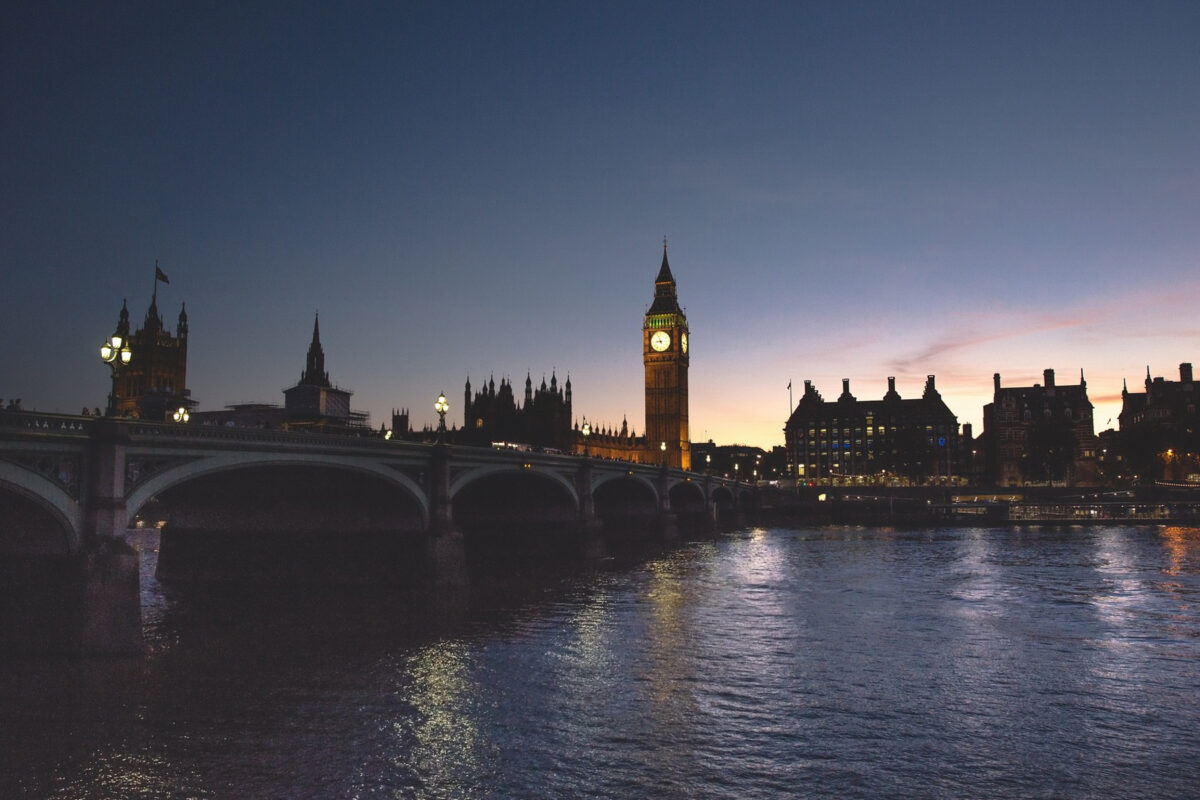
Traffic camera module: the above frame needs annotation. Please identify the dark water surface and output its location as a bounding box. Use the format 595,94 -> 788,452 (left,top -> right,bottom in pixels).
3,525 -> 1200,799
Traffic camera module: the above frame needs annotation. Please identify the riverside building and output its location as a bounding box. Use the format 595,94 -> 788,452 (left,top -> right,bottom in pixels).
1118,363 -> 1200,482
783,375 -> 963,486
982,368 -> 1099,486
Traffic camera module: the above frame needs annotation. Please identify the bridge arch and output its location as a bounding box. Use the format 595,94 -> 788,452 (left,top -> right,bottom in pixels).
127,451 -> 430,527
592,472 -> 660,519
449,464 -> 579,508
592,471 -> 659,503
448,465 -> 582,573
450,466 -> 580,525
710,484 -> 737,517
667,478 -> 706,513
0,473 -> 80,554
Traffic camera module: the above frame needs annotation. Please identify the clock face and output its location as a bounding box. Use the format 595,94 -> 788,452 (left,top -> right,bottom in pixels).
681,332 -> 688,353
650,330 -> 671,351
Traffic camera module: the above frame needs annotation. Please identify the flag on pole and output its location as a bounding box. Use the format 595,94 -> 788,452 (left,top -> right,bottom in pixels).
787,380 -> 792,390
155,265 -> 170,284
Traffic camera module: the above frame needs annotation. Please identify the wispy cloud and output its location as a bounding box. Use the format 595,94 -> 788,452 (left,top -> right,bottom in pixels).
888,285 -> 1200,375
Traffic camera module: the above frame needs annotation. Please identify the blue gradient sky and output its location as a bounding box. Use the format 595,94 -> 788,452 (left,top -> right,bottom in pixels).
4,2 -> 1198,447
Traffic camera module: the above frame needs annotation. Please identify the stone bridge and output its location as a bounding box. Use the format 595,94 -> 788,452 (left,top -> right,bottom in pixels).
0,411 -> 751,655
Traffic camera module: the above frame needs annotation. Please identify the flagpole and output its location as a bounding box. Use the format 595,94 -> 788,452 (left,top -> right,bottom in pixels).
788,380 -> 793,415
153,259 -> 159,304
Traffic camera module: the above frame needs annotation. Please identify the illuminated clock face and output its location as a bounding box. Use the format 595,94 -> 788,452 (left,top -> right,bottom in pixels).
650,330 -> 671,351
681,332 -> 688,353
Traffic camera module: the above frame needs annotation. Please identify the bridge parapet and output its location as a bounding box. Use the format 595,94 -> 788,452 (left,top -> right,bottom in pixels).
125,419 -> 401,450
0,411 -> 93,439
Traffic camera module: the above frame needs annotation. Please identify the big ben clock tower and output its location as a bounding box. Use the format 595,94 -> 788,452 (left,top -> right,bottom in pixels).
644,242 -> 690,470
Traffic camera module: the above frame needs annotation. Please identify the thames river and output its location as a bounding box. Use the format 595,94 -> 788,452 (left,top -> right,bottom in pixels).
3,525 -> 1199,799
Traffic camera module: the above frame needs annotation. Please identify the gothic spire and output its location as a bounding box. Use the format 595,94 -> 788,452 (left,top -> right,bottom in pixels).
649,239 -> 682,315
116,299 -> 130,339
655,237 -> 675,285
301,313 -> 330,387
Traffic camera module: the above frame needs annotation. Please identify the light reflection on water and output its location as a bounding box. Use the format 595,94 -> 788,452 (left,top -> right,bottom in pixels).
2,525 -> 1200,799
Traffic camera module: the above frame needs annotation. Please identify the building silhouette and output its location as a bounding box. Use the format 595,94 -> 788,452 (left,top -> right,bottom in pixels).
983,368 -> 1098,486
575,415 -> 645,462
193,314 -> 367,431
784,375 -> 961,486
282,314 -> 367,430
692,441 -> 787,482
1118,363 -> 1200,482
642,243 -> 691,469
458,372 -> 574,451
109,295 -> 193,421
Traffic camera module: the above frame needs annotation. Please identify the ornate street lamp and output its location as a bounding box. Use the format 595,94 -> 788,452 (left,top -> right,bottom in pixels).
660,440 -> 667,468
98,334 -> 132,416
582,421 -> 591,457
434,392 -> 449,442
172,406 -> 190,423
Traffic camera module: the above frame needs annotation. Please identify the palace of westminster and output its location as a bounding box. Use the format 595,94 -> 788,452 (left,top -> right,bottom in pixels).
95,247 -> 1198,489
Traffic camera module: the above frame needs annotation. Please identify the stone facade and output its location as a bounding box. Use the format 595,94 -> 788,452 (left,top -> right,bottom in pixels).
643,245 -> 690,470
1119,363 -> 1200,482
784,375 -> 962,486
983,369 -> 1098,486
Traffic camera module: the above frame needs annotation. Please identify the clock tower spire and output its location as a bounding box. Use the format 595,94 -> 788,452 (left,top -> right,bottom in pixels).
643,241 -> 690,470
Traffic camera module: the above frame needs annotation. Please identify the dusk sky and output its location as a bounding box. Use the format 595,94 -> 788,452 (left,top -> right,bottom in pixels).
4,2 -> 1198,448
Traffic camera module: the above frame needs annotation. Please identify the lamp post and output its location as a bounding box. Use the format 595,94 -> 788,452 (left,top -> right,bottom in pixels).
582,421 -> 591,457
706,453 -> 712,476
98,334 -> 132,416
172,406 -> 190,423
660,440 -> 667,468
434,392 -> 449,442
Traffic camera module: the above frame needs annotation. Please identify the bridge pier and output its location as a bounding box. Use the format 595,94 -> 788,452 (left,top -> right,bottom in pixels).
77,536 -> 143,655
656,469 -> 680,543
85,419 -> 130,541
575,459 -> 606,560
2,420 -> 144,656
426,445 -> 467,588
78,421 -> 142,655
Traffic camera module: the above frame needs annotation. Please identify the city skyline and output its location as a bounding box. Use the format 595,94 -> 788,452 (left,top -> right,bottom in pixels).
4,3 -> 1198,448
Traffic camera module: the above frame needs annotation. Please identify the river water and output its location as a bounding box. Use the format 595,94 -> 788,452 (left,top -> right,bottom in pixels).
3,524 -> 1199,799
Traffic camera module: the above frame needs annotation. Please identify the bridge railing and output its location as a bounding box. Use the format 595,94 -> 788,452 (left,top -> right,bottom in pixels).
125,419 -> 409,450
0,410 -> 93,438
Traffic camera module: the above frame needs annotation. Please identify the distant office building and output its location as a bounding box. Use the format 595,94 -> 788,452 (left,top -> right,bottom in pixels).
460,372 -> 574,451
1118,363 -> 1200,482
1096,428 -> 1125,485
109,295 -> 194,421
784,375 -> 962,486
191,402 -> 286,429
983,369 -> 1098,486
692,441 -> 782,482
